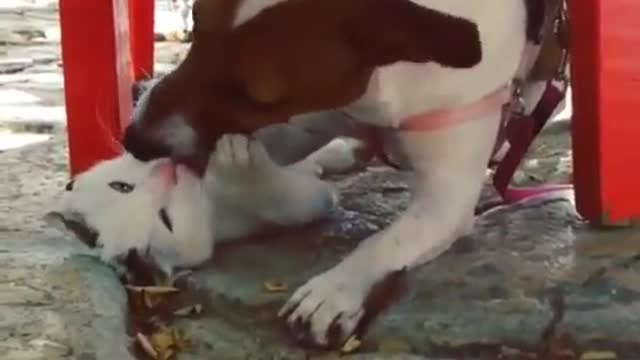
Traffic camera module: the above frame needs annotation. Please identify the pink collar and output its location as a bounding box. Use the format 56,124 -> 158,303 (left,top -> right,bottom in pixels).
399,85 -> 511,132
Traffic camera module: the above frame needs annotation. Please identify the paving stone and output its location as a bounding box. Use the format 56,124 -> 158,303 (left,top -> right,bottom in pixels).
0,283 -> 54,305
2,2 -> 640,359
0,137 -> 134,360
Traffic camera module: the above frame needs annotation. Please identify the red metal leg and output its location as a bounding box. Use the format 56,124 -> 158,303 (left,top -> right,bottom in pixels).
60,0 -> 155,176
129,0 -> 155,81
569,0 -> 640,225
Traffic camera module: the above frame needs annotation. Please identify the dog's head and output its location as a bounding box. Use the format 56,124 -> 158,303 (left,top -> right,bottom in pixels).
123,0 -> 483,168
47,153 -> 215,281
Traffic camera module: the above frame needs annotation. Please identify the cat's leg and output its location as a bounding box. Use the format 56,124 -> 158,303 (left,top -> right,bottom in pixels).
253,111 -> 373,175
212,134 -> 337,237
287,137 -> 371,176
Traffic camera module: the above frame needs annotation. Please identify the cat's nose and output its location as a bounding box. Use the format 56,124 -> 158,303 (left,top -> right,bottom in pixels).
122,124 -> 171,161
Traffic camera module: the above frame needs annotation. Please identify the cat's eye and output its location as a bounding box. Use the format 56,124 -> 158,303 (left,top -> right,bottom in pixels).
65,180 -> 74,191
108,181 -> 135,193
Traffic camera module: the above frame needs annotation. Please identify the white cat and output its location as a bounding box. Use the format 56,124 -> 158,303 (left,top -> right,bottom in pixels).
48,134 -> 360,280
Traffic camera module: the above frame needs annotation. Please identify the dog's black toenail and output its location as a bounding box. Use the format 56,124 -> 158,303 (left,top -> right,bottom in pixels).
326,313 -> 344,347
287,319 -> 321,348
294,331 -> 307,343
293,317 -> 310,333
280,308 -> 294,319
354,269 -> 409,339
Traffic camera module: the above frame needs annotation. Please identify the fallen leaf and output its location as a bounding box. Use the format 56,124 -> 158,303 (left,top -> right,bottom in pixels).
126,285 -> 179,310
341,335 -> 362,354
143,291 -> 161,309
150,330 -> 174,360
149,326 -> 189,360
160,348 -> 175,360
308,354 -> 340,360
580,351 -> 617,360
499,345 -> 537,359
554,349 -> 577,359
377,338 -> 411,353
174,304 -> 203,316
264,280 -> 288,293
125,285 -> 179,294
500,345 -> 522,357
136,332 -> 158,359
135,325 -> 189,360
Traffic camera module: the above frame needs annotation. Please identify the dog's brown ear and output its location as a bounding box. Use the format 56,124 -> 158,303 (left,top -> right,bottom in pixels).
344,0 -> 482,69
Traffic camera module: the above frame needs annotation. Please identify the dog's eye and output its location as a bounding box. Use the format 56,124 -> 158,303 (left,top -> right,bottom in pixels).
108,181 -> 135,193
65,180 -> 75,191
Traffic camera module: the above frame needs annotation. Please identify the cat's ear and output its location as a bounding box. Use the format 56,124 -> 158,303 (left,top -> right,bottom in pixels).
45,206 -> 100,249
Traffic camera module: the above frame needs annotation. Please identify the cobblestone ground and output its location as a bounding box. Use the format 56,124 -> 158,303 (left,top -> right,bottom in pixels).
2,3 -> 640,360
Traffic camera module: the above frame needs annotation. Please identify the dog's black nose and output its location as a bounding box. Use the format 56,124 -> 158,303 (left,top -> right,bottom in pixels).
122,124 -> 171,161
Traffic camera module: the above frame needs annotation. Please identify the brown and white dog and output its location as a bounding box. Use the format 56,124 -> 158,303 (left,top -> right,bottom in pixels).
118,0 -> 566,348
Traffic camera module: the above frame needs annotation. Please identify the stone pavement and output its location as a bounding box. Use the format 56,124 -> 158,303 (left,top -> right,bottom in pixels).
3,2 -> 640,360
4,120 -> 640,359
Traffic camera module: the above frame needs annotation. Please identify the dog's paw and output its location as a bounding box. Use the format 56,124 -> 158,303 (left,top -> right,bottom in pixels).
214,134 -> 275,178
278,268 -> 367,348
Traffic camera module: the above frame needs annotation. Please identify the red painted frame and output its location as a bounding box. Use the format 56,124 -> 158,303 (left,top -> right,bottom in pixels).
59,0 -> 154,176
58,0 -> 640,224
129,0 -> 155,80
568,0 -> 640,224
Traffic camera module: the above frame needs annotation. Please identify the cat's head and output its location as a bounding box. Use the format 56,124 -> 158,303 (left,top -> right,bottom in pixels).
47,153 -> 214,284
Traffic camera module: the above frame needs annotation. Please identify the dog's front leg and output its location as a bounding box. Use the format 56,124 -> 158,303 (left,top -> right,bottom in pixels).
279,110 -> 502,348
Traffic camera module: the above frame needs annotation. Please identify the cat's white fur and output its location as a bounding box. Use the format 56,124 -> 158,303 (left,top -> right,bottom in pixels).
50,134 -> 360,276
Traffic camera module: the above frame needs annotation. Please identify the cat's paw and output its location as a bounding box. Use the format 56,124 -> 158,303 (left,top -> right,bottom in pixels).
213,134 -> 276,178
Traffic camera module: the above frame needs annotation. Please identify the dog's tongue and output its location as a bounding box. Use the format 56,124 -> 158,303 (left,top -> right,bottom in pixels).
169,161 -> 178,184
157,160 -> 178,186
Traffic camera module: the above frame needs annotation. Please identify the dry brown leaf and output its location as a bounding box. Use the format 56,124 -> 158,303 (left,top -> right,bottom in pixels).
148,325 -> 188,360
125,285 -> 179,294
308,354 -> 341,360
172,328 -> 190,351
555,349 -> 577,359
160,348 -> 175,360
377,338 -> 411,353
341,335 -> 362,354
126,285 -> 179,310
580,351 -> 617,360
136,332 -> 158,359
173,304 -> 203,316
134,326 -> 189,360
499,345 -> 537,359
143,292 -> 162,309
264,280 -> 288,293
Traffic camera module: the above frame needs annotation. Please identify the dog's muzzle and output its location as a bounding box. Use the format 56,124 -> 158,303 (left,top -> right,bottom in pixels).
122,124 -> 172,162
